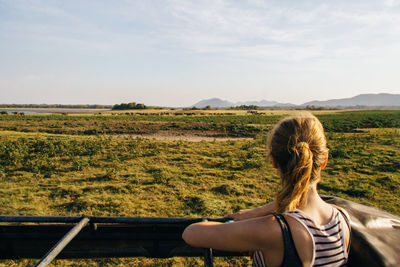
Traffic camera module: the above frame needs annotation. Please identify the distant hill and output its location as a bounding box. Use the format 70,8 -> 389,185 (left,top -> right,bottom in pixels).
193,98 -> 234,108
193,93 -> 400,108
303,93 -> 400,107
192,98 -> 291,108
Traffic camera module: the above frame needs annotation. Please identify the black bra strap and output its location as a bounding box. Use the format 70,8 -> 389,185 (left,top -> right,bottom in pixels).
273,214 -> 302,267
336,207 -> 352,255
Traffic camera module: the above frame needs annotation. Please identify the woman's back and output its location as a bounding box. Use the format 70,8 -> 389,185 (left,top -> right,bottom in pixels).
254,205 -> 351,267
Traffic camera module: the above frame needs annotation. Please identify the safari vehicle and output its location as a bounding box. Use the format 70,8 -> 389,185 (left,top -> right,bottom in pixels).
1,196 -> 399,267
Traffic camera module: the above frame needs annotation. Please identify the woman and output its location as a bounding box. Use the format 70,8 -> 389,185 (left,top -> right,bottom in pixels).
182,113 -> 351,266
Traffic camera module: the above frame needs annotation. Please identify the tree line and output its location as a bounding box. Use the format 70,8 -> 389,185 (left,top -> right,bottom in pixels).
112,102 -> 148,110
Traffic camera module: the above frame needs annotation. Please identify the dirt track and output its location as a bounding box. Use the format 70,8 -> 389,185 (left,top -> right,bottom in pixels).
117,132 -> 254,142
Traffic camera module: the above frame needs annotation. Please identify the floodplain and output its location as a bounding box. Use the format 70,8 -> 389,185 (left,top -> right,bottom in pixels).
0,109 -> 399,266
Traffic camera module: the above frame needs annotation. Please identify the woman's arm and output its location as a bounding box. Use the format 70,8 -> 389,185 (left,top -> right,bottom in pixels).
182,215 -> 280,252
225,201 -> 275,221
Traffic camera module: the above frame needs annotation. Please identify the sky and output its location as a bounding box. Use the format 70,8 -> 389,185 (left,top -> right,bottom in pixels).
1,0 -> 400,106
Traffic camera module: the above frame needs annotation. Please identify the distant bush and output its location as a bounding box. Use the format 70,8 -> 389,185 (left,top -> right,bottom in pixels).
329,145 -> 351,159
230,105 -> 259,110
112,102 -> 147,110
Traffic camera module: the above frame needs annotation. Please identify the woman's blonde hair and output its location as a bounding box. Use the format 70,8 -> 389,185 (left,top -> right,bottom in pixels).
269,113 -> 328,213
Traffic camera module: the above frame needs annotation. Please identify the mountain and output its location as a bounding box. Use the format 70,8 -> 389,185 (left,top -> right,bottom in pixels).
193,93 -> 400,108
303,93 -> 400,107
192,98 -> 234,108
192,98 -> 291,108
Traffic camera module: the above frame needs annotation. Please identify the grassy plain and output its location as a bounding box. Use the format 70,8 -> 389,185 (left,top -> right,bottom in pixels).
0,110 -> 399,266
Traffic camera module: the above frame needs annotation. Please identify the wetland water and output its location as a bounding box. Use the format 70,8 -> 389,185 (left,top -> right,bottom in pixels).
0,108 -> 99,114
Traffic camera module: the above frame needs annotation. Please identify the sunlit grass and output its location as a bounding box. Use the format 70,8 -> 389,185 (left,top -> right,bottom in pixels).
0,112 -> 399,266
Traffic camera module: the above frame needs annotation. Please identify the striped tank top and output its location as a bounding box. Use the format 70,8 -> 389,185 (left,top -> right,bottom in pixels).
252,207 -> 351,267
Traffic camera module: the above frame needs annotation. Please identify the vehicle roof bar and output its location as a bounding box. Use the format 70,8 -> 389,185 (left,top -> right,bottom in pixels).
34,217 -> 90,267
0,215 -> 227,224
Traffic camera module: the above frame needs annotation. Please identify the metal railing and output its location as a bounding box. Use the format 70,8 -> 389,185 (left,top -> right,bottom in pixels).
2,195 -> 400,267
0,215 -> 245,267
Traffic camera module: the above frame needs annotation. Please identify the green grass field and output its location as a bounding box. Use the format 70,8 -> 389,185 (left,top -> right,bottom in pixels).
0,110 -> 399,266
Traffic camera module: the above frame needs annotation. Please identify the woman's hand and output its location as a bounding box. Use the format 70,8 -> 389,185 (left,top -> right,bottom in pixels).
224,202 -> 275,221
225,208 -> 260,221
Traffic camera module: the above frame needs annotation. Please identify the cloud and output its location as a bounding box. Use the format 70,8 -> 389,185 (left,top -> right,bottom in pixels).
130,0 -> 326,59
385,0 -> 400,7
151,0 -> 400,61
3,0 -> 399,62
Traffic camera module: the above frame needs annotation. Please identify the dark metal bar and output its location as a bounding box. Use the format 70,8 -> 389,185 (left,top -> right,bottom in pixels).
202,218 -> 214,267
34,217 -> 90,267
204,248 -> 213,267
0,216 -> 83,223
0,215 -> 229,224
